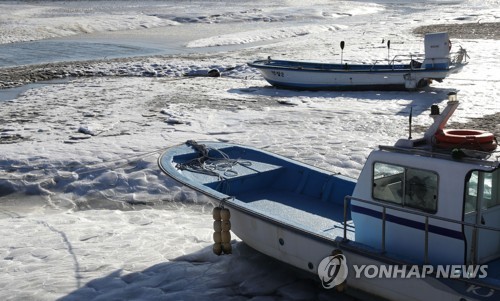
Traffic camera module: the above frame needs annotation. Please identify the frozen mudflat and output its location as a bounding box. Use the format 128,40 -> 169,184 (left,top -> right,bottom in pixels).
0,1 -> 500,300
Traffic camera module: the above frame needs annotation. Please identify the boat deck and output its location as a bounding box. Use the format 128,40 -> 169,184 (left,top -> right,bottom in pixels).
236,189 -> 355,241
163,142 -> 357,242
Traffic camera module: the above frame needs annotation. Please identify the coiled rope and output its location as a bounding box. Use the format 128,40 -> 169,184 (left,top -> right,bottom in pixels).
176,140 -> 251,179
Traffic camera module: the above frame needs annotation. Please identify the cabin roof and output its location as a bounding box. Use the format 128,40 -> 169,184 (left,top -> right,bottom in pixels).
378,145 -> 500,170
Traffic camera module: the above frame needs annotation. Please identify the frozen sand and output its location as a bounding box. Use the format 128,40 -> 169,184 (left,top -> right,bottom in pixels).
1,0 -> 500,300
1,73 -> 498,300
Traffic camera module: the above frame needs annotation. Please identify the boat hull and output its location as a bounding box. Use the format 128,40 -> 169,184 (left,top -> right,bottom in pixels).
248,59 -> 465,91
231,208 -> 495,301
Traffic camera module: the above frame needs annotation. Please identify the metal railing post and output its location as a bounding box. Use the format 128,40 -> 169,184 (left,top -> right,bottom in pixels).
343,197 -> 348,240
471,225 -> 478,266
382,207 -> 386,253
342,195 -> 500,264
424,216 -> 429,264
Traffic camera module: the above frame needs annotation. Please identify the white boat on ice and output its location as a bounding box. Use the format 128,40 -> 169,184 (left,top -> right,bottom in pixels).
159,93 -> 499,300
248,32 -> 468,91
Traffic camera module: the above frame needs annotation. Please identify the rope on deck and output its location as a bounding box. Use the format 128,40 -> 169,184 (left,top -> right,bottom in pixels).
176,140 -> 251,179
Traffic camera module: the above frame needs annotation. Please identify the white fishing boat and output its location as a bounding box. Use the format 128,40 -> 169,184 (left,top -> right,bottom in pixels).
158,93 -> 499,300
248,32 -> 468,90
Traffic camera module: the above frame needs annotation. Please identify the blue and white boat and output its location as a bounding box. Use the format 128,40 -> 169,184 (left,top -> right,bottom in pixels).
248,33 -> 468,91
158,93 -> 499,300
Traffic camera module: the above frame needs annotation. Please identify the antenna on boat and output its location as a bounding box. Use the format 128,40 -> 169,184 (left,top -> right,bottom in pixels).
340,41 -> 345,64
387,40 -> 391,61
408,106 -> 413,139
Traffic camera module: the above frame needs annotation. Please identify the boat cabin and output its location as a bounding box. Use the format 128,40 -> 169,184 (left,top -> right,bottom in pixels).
351,96 -> 500,267
422,32 -> 452,70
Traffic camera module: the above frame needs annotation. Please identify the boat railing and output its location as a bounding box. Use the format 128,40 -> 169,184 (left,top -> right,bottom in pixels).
379,145 -> 500,167
343,195 -> 500,265
368,51 -> 467,71
370,53 -> 425,71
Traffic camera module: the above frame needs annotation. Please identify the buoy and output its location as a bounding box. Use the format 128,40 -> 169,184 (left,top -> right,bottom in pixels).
212,206 -> 232,255
213,243 -> 223,256
221,220 -> 231,232
213,220 -> 222,232
434,129 -> 497,152
212,207 -> 222,220
207,69 -> 221,77
212,206 -> 222,254
222,242 -> 232,254
213,231 -> 222,243
221,231 -> 231,243
220,208 -> 231,220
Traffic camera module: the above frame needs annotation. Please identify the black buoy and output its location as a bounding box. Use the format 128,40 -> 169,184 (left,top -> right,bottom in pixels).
207,69 -> 221,77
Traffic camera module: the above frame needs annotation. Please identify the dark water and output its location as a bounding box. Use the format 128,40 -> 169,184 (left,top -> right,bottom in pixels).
0,0 -> 467,68
0,21 -> 277,68
0,79 -> 72,102
0,40 -> 163,68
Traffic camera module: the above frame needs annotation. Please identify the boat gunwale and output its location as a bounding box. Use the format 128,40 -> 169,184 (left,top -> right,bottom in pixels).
247,59 -> 464,73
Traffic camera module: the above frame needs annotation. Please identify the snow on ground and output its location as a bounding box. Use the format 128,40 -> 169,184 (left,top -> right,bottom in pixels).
0,2 -> 177,44
0,0 -> 500,300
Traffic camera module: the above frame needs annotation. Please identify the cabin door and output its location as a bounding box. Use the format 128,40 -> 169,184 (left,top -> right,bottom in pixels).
464,171 -> 500,264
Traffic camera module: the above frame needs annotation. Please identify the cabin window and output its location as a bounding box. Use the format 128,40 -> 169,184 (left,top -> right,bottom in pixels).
372,162 -> 438,212
465,170 -> 500,213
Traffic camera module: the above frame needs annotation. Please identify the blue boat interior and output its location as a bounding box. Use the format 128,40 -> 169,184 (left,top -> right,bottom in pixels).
171,144 -> 357,240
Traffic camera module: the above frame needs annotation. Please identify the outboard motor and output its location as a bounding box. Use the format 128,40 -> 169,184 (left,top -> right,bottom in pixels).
422,32 -> 451,70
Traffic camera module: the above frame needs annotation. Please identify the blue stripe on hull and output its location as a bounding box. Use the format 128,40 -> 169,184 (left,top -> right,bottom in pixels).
351,205 -> 464,240
265,79 -> 418,91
